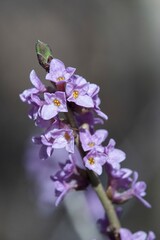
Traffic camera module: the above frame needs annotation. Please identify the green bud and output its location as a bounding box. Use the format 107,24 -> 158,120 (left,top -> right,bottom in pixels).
35,40 -> 53,72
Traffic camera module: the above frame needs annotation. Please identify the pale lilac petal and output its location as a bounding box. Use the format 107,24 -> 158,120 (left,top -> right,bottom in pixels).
93,129 -> 108,145
79,130 -> 92,151
109,149 -> 126,163
41,104 -> 57,120
96,109 -> 108,120
19,88 -> 38,102
119,228 -> 133,240
132,231 -> 147,240
75,76 -> 88,87
66,82 -> 74,96
53,136 -> 67,149
75,95 -> 94,108
92,164 -> 102,175
66,141 -> 74,153
147,232 -> 156,240
43,92 -> 54,104
31,95 -> 42,105
30,70 -> 46,91
49,59 -> 65,74
87,83 -> 99,97
65,67 -> 76,78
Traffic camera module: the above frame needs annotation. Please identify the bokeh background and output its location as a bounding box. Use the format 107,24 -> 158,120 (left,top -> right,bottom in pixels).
0,0 -> 160,239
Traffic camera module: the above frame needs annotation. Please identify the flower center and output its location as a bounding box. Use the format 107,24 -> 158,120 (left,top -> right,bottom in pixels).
88,157 -> 95,165
88,142 -> 95,147
64,132 -> 71,141
73,90 -> 79,99
53,98 -> 61,106
57,76 -> 65,81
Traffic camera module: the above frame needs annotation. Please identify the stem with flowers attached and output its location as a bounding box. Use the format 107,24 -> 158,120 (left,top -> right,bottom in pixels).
65,105 -> 121,239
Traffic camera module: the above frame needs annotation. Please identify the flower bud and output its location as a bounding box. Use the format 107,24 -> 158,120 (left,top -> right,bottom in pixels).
35,40 -> 53,71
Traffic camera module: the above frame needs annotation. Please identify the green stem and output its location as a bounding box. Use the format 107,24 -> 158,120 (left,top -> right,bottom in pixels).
65,105 -> 121,238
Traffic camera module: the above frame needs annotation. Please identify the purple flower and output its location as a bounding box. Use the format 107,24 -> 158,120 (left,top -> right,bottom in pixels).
79,128 -> 108,152
130,172 -> 151,208
87,83 -> 108,120
106,168 -> 151,208
20,70 -> 46,103
119,228 -> 156,240
51,155 -> 89,206
75,111 -> 102,134
66,75 -> 94,108
46,58 -> 76,84
104,139 -> 126,169
20,70 -> 47,120
49,128 -> 75,153
51,158 -> 77,206
40,91 -> 68,120
83,150 -> 107,175
33,127 -> 75,159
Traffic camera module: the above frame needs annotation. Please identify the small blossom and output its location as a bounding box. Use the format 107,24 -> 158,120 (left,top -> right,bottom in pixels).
130,172 -> 151,208
40,91 -> 68,120
20,70 -> 47,120
66,75 -> 94,108
119,228 -> 156,240
46,58 -> 76,84
20,70 -> 46,103
51,156 -> 89,205
104,139 -> 126,169
84,150 -> 107,175
33,128 -> 75,159
87,83 -> 108,120
106,168 -> 151,208
80,128 -> 108,152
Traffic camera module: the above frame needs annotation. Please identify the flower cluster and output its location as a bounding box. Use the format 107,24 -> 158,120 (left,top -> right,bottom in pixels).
20,41 -> 156,240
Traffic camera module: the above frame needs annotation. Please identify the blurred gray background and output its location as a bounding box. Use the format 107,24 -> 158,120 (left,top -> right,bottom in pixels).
0,0 -> 159,239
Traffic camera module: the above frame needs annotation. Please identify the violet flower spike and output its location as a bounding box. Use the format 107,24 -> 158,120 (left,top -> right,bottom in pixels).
20,41 -> 156,239
40,91 -> 68,120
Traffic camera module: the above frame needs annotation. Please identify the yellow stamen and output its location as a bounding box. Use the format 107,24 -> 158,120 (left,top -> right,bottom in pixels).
64,132 -> 71,141
88,142 -> 95,147
57,76 -> 65,81
88,157 -> 95,165
73,90 -> 79,99
53,99 -> 61,106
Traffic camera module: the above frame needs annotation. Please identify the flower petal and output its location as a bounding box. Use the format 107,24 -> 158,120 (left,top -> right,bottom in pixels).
30,70 -> 46,91
41,104 -> 57,120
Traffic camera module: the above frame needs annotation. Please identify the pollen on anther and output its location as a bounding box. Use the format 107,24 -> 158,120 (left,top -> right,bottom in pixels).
73,90 -> 79,99
88,142 -> 95,147
64,132 -> 71,141
57,76 -> 65,81
53,99 -> 61,106
88,157 -> 95,165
